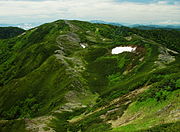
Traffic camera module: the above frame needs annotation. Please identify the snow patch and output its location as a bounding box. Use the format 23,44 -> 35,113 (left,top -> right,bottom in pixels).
80,43 -> 86,48
112,46 -> 136,54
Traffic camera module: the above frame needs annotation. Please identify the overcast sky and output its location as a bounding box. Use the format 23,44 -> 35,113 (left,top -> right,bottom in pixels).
0,0 -> 180,25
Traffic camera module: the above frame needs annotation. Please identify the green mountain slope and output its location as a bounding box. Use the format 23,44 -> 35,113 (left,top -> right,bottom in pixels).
0,27 -> 25,39
0,20 -> 179,132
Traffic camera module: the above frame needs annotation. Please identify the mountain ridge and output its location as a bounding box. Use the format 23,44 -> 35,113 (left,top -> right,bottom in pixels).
0,20 -> 179,132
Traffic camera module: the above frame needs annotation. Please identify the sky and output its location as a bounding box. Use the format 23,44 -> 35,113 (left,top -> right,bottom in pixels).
0,0 -> 180,25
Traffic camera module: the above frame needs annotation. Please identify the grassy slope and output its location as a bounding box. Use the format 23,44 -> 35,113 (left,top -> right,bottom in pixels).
111,89 -> 180,132
0,119 -> 27,132
0,20 -> 97,120
0,20 -> 179,132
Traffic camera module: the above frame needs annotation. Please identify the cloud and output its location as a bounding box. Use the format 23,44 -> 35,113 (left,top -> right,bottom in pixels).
0,0 -> 180,24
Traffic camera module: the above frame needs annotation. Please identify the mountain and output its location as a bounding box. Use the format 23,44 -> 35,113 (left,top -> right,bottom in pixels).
90,20 -> 180,30
0,27 -> 25,39
0,20 -> 179,132
90,20 -> 123,26
0,23 -> 41,30
132,25 -> 180,31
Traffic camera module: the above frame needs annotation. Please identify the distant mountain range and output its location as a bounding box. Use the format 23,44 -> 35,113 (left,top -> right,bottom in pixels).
1,20 -> 180,30
90,20 -> 180,30
0,23 -> 41,30
130,24 -> 180,30
90,20 -> 124,26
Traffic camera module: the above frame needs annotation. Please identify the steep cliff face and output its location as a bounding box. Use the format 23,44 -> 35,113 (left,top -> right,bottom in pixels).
0,20 -> 179,132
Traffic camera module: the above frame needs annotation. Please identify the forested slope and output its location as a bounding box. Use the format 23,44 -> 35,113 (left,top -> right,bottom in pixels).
0,27 -> 25,39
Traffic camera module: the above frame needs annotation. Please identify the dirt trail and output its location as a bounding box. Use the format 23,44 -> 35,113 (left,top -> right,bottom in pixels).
64,20 -> 79,32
